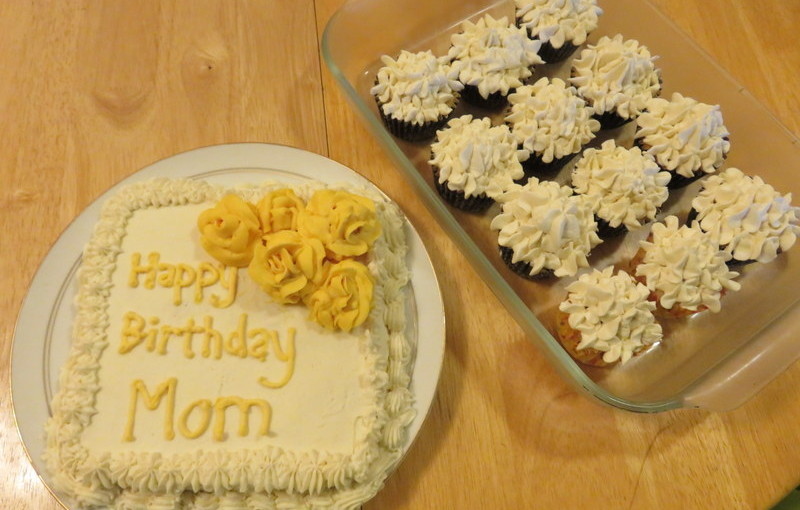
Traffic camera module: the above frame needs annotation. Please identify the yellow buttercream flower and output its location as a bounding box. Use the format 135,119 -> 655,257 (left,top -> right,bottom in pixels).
298,190 -> 382,260
198,194 -> 262,267
305,259 -> 374,332
248,230 -> 328,304
257,188 -> 305,234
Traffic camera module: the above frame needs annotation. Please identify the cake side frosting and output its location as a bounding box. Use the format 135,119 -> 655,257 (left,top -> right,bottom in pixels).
635,92 -> 730,178
691,167 -> 800,262
370,50 -> 464,126
448,14 -> 544,99
505,77 -> 600,162
514,0 -> 602,48
43,178 -> 414,509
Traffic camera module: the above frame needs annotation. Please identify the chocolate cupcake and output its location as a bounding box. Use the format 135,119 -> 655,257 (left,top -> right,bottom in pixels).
490,178 -> 602,279
505,77 -> 600,178
371,50 -> 464,142
571,139 -> 671,237
514,0 -> 603,63
570,34 -> 662,129
429,115 -> 526,212
634,93 -> 730,189
689,167 -> 800,265
557,267 -> 662,366
632,216 -> 741,318
448,14 -> 544,109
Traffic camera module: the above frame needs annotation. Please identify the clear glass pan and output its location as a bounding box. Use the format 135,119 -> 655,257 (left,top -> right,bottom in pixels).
322,0 -> 800,412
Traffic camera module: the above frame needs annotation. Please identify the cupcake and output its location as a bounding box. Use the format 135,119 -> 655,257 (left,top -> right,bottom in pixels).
370,50 -> 464,142
556,267 -> 662,366
571,139 -> 671,237
570,34 -> 662,129
505,77 -> 600,178
631,216 -> 741,317
448,14 -> 544,109
689,167 -> 800,265
490,178 -> 602,279
429,115 -> 526,212
634,93 -> 731,188
514,0 -> 603,63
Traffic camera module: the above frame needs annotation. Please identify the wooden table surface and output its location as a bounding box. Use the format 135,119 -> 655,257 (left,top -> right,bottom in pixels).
2,1 -> 799,508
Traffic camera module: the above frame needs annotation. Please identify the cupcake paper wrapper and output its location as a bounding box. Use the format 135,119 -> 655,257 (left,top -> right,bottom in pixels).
592,110 -> 631,130
499,245 -> 554,280
432,166 -> 494,213
537,40 -> 579,64
461,84 -> 510,110
520,150 -> 575,179
595,216 -> 629,238
375,97 -> 453,142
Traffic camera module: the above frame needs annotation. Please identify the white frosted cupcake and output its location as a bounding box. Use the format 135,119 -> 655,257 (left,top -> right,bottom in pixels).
491,178 -> 602,279
556,267 -> 662,366
571,139 -> 671,237
429,115 -> 526,212
631,216 -> 741,317
570,34 -> 662,129
515,0 -> 603,63
689,167 -> 800,265
448,14 -> 544,109
634,93 -> 731,188
371,50 -> 464,141
505,77 -> 600,177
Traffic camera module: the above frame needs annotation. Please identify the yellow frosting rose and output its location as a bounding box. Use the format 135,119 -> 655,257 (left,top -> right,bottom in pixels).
257,188 -> 305,234
305,259 -> 374,332
248,230 -> 327,304
197,194 -> 262,267
298,190 -> 381,260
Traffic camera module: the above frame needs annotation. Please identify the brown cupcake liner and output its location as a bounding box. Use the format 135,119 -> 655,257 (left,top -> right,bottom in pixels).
375,96 -> 454,142
537,40 -> 579,64
431,166 -> 494,213
460,84 -> 509,110
499,245 -> 555,280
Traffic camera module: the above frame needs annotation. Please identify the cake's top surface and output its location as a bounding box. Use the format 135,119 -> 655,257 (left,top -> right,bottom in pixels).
691,167 -> 800,263
559,266 -> 662,365
635,92 -> 730,178
44,178 -> 413,510
430,115 -> 526,198
370,50 -> 464,126
514,0 -> 602,48
448,14 -> 544,99
635,215 -> 741,312
505,77 -> 600,162
571,139 -> 671,229
569,34 -> 661,119
490,178 -> 602,277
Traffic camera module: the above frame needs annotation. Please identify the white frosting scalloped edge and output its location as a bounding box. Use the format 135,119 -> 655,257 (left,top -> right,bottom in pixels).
490,178 -> 602,277
506,77 -> 600,163
515,0 -> 602,48
448,14 -> 544,99
691,167 -> 800,263
370,50 -> 464,126
430,115 -> 526,198
635,93 -> 730,178
559,267 -> 662,364
569,34 -> 661,119
571,139 -> 671,229
43,178 -> 414,510
635,215 -> 741,312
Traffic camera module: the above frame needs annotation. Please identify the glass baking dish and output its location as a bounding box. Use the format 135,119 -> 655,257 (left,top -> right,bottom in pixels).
322,0 -> 800,412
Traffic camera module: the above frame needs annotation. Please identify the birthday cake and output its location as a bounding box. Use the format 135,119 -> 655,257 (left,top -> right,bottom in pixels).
44,178 -> 415,509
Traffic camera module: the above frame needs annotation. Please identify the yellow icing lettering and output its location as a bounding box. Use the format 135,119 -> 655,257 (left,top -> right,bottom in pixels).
212,396 -> 272,441
172,264 -> 196,305
128,252 -> 159,289
258,328 -> 296,389
122,378 -> 177,442
224,314 -> 248,358
120,311 -> 146,354
201,315 -> 223,359
156,263 -> 176,287
211,266 -> 238,309
178,399 -> 212,439
195,262 -> 220,304
127,253 -> 236,307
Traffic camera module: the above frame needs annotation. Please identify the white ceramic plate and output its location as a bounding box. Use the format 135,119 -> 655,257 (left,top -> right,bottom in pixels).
10,143 -> 446,506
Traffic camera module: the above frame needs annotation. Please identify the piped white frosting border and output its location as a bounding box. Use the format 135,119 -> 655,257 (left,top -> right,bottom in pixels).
43,178 -> 414,510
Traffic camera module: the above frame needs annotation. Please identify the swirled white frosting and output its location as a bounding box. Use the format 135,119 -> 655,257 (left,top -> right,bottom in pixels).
448,14 -> 544,99
635,93 -> 730,178
44,179 -> 414,509
515,0 -> 602,48
569,34 -> 661,119
635,215 -> 741,312
490,178 -> 602,277
559,267 -> 661,364
370,50 -> 464,126
506,77 -> 600,162
430,115 -> 526,198
691,167 -> 800,262
571,139 -> 671,229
